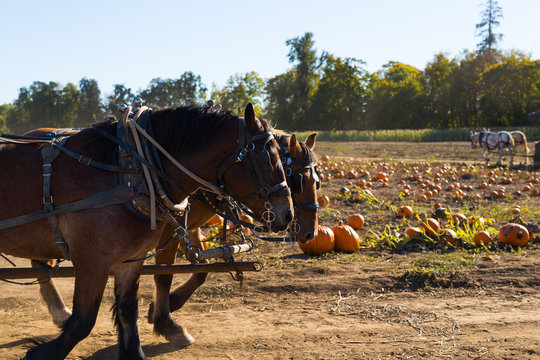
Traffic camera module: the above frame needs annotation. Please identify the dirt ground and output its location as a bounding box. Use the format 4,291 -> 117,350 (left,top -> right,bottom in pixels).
0,141 -> 539,360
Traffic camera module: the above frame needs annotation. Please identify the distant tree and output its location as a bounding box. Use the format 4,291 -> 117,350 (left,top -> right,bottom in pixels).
77,78 -> 103,127
476,0 -> 503,53
0,104 -> 15,133
310,56 -> 370,130
424,53 -> 458,128
13,81 -> 79,133
105,84 -> 135,115
265,71 -> 296,128
211,71 -> 265,116
365,62 -> 429,129
445,51 -> 490,128
479,52 -> 540,126
284,32 -> 319,129
140,71 -> 207,108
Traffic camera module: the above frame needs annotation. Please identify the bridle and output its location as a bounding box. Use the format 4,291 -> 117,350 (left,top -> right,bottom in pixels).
281,146 -> 321,240
216,118 -> 290,211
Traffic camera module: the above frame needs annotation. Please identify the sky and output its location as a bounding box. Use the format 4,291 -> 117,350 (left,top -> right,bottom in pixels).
1,0 -> 539,104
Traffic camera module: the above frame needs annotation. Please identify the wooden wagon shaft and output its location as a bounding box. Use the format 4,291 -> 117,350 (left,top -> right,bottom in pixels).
191,243 -> 253,262
0,261 -> 262,279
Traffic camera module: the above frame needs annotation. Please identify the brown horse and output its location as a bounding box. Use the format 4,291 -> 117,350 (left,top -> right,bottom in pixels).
0,104 -> 293,359
25,126 -> 319,347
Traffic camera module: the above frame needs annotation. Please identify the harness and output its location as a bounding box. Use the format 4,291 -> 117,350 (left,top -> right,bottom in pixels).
479,131 -> 511,150
0,103 -> 289,263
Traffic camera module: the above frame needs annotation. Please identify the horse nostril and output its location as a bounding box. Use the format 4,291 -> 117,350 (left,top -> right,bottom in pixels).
305,232 -> 315,241
285,210 -> 293,224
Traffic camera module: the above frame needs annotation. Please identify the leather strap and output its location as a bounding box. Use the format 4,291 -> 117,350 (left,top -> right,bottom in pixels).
41,139 -> 71,260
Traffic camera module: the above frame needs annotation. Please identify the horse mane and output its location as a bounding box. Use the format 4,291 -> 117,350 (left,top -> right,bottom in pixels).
150,106 -> 275,157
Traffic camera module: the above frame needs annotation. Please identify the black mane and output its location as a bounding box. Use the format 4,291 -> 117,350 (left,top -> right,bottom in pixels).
150,106 -> 238,157
84,105 -> 276,165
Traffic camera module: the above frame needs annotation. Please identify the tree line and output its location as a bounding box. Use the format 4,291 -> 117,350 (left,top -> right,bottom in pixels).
1,31 -> 539,134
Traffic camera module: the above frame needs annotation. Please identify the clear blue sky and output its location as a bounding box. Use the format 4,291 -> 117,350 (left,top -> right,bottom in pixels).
1,0 -> 539,104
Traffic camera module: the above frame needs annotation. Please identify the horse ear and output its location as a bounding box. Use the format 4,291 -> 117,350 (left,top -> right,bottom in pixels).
305,133 -> 317,150
289,134 -> 303,159
244,103 -> 263,134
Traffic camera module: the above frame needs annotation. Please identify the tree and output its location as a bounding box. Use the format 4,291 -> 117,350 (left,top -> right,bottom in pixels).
424,53 -> 458,128
365,62 -> 429,129
309,56 -> 370,130
211,71 -> 265,116
479,52 -> 540,126
13,81 -> 79,133
140,72 -> 207,108
265,71 -> 296,129
0,104 -> 15,133
284,32 -> 319,129
476,0 -> 503,53
105,84 -> 135,115
77,78 -> 103,127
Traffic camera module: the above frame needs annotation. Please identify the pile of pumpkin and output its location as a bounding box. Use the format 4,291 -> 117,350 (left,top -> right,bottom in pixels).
298,214 -> 364,256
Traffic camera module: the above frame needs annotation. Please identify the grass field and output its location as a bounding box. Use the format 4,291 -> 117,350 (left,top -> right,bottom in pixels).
296,126 -> 540,142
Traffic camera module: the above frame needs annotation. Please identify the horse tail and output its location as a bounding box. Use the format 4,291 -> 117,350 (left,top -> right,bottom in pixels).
507,132 -> 515,148
522,133 -> 529,154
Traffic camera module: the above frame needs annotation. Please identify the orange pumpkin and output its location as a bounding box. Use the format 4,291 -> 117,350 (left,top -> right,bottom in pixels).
397,205 -> 413,218
451,213 -> 467,225
422,218 -> 440,237
331,224 -> 361,253
317,195 -> 330,207
205,214 -> 223,227
347,214 -> 365,230
498,223 -> 529,246
404,226 -> 423,237
298,226 -> 335,256
441,228 -> 458,245
473,230 -> 493,246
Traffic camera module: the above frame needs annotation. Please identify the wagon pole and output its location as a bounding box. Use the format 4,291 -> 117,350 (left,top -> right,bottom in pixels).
0,261 -> 262,280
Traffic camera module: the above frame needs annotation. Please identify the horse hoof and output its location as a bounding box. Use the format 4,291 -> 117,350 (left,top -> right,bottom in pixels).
166,329 -> 195,348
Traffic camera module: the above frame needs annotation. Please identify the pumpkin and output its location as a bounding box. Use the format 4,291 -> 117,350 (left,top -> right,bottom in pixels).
347,214 -> 365,230
498,223 -> 529,246
206,214 -> 223,227
422,218 -> 440,237
441,228 -> 458,245
404,226 -> 423,238
397,205 -> 413,218
239,213 -> 254,234
451,213 -> 467,225
317,195 -> 330,207
298,226 -> 335,256
331,224 -> 361,253
473,230 -> 493,246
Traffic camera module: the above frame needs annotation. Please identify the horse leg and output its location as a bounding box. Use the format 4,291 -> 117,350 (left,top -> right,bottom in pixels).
168,228 -> 209,313
113,262 -> 148,360
482,147 -> 489,164
497,145 -> 503,165
31,260 -> 72,326
24,263 -> 110,360
147,228 -> 195,347
508,145 -> 514,166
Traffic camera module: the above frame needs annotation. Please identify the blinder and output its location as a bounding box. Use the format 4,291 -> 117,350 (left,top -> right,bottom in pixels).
217,119 -> 290,203
285,160 -> 321,194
